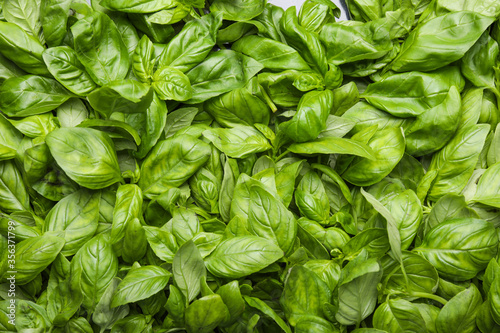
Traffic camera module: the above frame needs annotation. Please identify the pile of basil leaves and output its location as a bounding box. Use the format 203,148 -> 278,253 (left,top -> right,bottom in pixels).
1,0 -> 500,332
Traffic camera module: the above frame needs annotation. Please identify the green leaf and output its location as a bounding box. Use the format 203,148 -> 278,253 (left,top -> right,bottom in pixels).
288,136 -> 375,159
158,12 -> 223,73
139,134 -> 211,198
3,0 -> 43,44
186,49 -> 263,104
362,67 -> 464,118
216,281 -> 245,325
15,235 -> 65,285
414,218 -> 498,281
152,66 -> 193,101
390,11 -> 495,72
244,296 -> 292,333
185,294 -> 230,333
42,46 -> 97,96
232,35 -> 310,72
427,124 -> 490,201
373,299 -> 427,333
205,236 -> 283,279
71,234 -> 118,312
472,162 -> 500,208
43,189 -> 100,256
336,250 -> 382,326
436,284 -> 482,333
173,240 -> 206,304
210,0 -> 266,21
93,278 -> 130,332
41,0 -> 71,47
101,0 -> 176,13
0,21 -> 48,75
0,75 -> 73,117
111,265 -> 171,308
280,265 -> 332,326
203,125 -> 271,159
0,160 -> 30,213
110,184 -> 142,244
143,226 -> 178,263
71,11 -> 129,86
46,127 -> 122,190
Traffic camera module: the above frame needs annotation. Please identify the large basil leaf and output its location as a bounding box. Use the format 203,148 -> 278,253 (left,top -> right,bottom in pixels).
0,160 -> 30,213
42,46 -> 97,96
414,218 -> 498,280
320,19 -> 392,66
336,250 -> 382,326
381,251 -> 439,295
139,134 -> 211,198
390,11 -> 495,72
152,66 -> 192,101
56,99 -> 89,128
281,6 -> 328,75
184,294 -> 230,333
203,125 -> 271,159
41,0 -> 71,47
0,75 -> 73,117
111,266 -> 171,307
43,189 -> 100,256
143,226 -> 178,263
210,0 -> 266,21
186,50 -> 263,104
405,86 -> 462,156
342,127 -> 405,186
204,77 -> 270,127
280,265 -> 332,326
110,184 -> 142,244
435,285 -> 482,333
71,11 -> 130,86
173,240 -> 206,305
0,21 -> 48,75
461,32 -> 499,90
247,185 -> 297,254
158,12 -> 223,73
282,90 -> 333,143
472,162 -> 500,208
205,236 -> 283,279
427,124 -> 489,201
14,234 -> 65,285
46,127 -> 122,190
232,35 -> 311,72
373,299 -> 427,333
71,234 -> 118,312
362,66 -> 464,117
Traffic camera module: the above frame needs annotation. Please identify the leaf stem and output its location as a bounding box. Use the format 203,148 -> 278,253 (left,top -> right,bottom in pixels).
275,150 -> 290,162
409,292 -> 448,306
260,88 -> 278,113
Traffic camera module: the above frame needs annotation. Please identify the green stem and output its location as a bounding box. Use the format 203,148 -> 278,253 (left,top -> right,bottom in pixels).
410,292 -> 448,306
275,150 -> 290,162
190,8 -> 201,19
260,88 -> 278,113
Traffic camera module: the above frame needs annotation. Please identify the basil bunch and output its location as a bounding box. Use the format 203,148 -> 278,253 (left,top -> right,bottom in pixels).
1,0 -> 500,332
